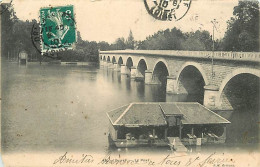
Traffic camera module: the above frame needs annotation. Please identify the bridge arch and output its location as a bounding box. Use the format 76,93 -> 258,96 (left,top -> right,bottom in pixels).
137,57 -> 148,77
107,56 -> 111,62
218,68 -> 260,110
126,57 -> 134,70
219,68 -> 260,98
112,56 -> 116,64
218,68 -> 260,143
152,58 -> 170,75
176,62 -> 207,103
152,59 -> 170,85
118,56 -> 123,65
177,62 -> 209,85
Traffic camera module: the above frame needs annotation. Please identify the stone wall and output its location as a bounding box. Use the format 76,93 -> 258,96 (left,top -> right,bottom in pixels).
100,51 -> 260,110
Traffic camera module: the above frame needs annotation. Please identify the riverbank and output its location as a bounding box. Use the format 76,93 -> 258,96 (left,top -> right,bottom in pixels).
26,61 -> 98,66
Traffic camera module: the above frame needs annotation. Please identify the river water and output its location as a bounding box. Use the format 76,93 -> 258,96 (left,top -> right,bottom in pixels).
1,62 -> 259,154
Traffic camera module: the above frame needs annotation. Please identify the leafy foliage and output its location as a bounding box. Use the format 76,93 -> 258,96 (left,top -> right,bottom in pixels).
2,6 -> 100,62
2,1 -> 259,63
137,28 -> 213,51
222,1 -> 259,51
2,6 -> 40,60
110,38 -> 126,50
126,30 -> 135,49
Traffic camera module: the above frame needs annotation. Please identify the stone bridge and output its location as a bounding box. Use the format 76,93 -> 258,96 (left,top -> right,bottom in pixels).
99,50 -> 260,111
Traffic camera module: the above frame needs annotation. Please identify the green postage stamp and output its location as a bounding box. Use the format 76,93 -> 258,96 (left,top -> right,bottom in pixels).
40,5 -> 76,54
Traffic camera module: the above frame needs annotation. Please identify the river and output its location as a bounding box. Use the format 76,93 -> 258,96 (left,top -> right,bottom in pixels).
1,62 -> 259,154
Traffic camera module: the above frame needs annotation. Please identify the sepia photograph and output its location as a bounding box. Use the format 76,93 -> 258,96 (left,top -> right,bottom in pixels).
1,0 -> 259,166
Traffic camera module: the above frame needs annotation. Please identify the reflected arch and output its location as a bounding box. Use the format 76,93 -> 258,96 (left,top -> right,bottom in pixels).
177,63 -> 207,104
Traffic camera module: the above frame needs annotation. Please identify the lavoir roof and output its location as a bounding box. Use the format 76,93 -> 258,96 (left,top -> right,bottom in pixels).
106,102 -> 230,127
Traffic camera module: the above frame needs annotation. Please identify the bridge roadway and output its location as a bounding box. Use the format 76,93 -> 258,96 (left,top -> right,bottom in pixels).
99,50 -> 260,111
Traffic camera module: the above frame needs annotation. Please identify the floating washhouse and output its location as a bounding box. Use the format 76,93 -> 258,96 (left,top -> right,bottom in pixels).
106,102 -> 230,148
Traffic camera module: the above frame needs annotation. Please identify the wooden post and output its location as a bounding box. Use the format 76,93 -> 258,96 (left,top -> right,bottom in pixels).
115,129 -> 118,140
191,127 -> 194,136
164,128 -> 168,140
153,129 -> 155,138
179,124 -> 182,139
223,125 -> 227,138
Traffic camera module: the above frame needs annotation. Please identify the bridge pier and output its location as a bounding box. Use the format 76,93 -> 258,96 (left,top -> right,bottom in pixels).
113,63 -> 118,71
145,70 -> 153,84
103,61 -> 108,67
203,85 -> 220,110
145,70 -> 160,84
108,62 -> 113,69
130,67 -> 137,79
100,61 -> 104,67
166,75 -> 178,94
121,64 -> 127,75
135,69 -> 145,81
117,64 -> 122,72
125,67 -> 131,76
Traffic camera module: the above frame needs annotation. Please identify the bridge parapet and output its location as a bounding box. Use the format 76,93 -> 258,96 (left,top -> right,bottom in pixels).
100,50 -> 260,62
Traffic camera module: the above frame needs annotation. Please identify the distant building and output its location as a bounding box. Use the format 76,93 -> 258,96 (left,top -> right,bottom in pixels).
19,51 -> 28,65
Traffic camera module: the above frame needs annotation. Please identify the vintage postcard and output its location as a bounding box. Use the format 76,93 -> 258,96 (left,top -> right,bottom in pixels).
1,0 -> 259,166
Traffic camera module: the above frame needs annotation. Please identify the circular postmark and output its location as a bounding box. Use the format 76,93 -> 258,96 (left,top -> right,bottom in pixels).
144,0 -> 192,21
31,22 -> 69,59
0,0 -> 13,15
31,22 -> 56,58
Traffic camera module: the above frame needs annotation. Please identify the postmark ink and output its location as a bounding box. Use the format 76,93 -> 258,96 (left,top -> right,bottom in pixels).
144,0 -> 192,21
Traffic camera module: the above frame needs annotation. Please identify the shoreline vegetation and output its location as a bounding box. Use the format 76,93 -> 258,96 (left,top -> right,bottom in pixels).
1,1 -> 259,63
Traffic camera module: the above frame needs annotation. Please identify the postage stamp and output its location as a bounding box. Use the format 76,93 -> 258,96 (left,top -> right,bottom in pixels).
144,0 -> 192,21
39,5 -> 76,54
31,22 -> 58,59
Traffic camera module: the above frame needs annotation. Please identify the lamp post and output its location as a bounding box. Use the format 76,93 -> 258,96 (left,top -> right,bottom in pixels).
211,19 -> 218,79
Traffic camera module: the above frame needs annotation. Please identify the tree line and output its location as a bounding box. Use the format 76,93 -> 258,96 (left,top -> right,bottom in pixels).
1,6 -> 101,62
1,1 -> 259,63
99,1 -> 259,52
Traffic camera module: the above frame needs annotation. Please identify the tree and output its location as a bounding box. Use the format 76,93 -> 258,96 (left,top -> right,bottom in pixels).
222,1 -> 259,51
126,30 -> 135,49
76,31 -> 84,47
2,5 -> 100,63
2,4 -> 18,59
182,37 -> 206,51
181,30 -> 213,51
111,38 -> 126,50
98,41 -> 110,51
136,28 -> 213,51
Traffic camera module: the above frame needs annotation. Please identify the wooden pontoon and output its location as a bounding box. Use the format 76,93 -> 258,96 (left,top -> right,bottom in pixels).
106,102 -> 230,148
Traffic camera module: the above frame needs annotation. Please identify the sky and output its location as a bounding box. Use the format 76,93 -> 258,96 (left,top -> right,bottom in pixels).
12,0 -> 238,43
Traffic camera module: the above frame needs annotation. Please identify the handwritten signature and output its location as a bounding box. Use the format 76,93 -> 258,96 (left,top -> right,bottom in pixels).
53,152 -> 94,164
53,152 -> 235,166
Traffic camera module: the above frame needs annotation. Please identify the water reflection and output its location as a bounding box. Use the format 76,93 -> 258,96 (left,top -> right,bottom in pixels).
1,63 -> 259,154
